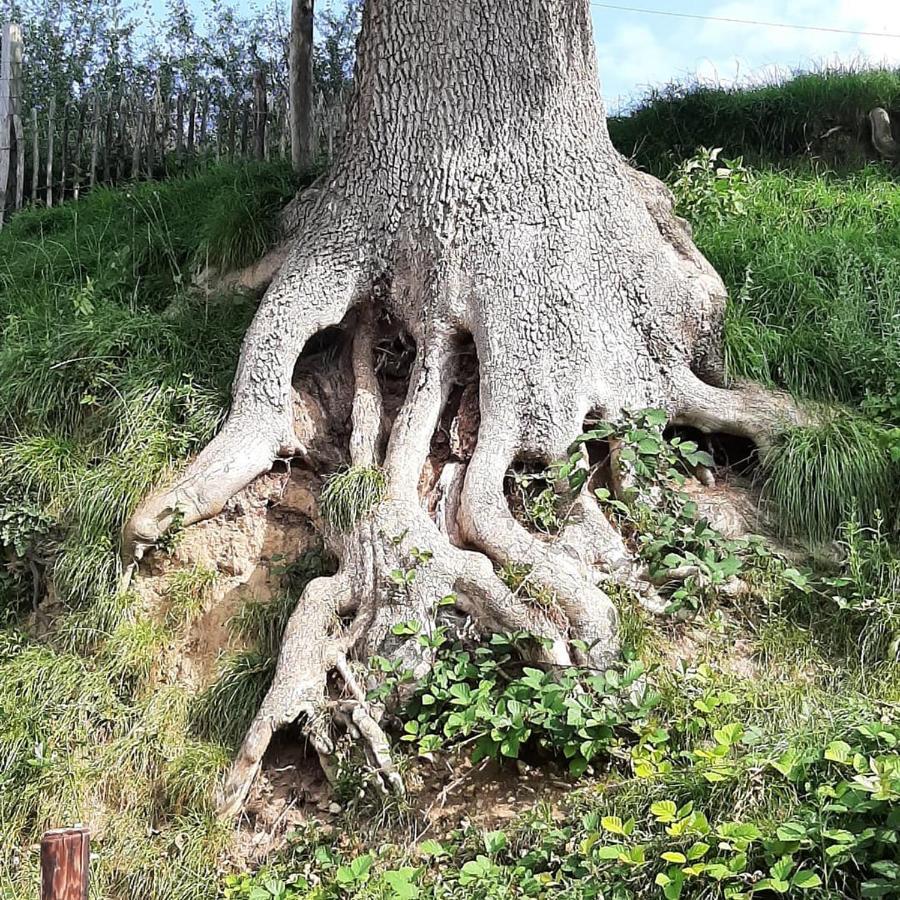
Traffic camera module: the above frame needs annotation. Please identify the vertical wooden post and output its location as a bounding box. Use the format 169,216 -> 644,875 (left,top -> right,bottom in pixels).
40,827 -> 89,900
253,68 -> 267,160
31,106 -> 38,201
156,81 -> 167,167
289,0 -> 314,172
13,100 -> 23,211
89,91 -> 100,188
187,93 -> 196,155
132,105 -> 144,179
146,103 -> 156,177
103,93 -> 114,184
0,24 -> 23,226
175,91 -> 184,158
198,93 -> 209,151
115,93 -> 127,182
227,101 -> 236,161
239,102 -> 249,158
279,94 -> 288,159
59,101 -> 69,204
72,103 -> 84,201
45,97 -> 55,207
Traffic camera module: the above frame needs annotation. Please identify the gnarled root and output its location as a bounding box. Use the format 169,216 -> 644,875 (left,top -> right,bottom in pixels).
130,148 -> 818,822
122,215 -> 370,574
218,575 -> 349,818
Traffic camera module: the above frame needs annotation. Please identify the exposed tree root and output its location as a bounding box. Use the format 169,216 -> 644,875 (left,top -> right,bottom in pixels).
124,32 -> 816,814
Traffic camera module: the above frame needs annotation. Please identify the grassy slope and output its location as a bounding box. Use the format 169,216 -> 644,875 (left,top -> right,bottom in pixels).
609,66 -> 900,174
0,163 -> 304,899
1,75 -> 899,898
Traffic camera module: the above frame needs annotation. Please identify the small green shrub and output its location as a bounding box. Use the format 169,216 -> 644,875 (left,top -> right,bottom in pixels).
669,147 -> 752,222
375,628 -> 658,776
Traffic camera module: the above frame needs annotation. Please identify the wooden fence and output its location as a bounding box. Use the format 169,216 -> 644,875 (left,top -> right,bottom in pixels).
0,23 -> 348,227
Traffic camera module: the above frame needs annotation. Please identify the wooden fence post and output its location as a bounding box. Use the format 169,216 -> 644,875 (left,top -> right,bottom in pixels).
89,91 -> 100,188
59,101 -> 69,204
175,91 -> 184,158
187,93 -> 196,155
40,827 -> 90,900
199,93 -> 209,151
72,103 -> 84,200
0,23 -> 24,227
45,96 -> 55,206
253,68 -> 267,160
132,105 -> 144,179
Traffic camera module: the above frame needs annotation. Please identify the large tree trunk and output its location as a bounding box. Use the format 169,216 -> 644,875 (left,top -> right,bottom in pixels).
289,0 -> 314,171
125,0 -> 805,815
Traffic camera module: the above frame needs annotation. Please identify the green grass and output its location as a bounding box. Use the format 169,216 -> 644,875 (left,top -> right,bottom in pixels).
762,414 -> 898,544
320,465 -> 387,532
609,64 -> 900,173
190,649 -> 276,749
0,162 -> 302,899
1,77 -> 899,900
691,169 -> 900,415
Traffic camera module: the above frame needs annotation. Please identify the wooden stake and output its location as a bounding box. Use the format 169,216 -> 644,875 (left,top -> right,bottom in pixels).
59,101 -> 69,204
104,93 -> 115,183
89,91 -> 100,189
12,106 -> 23,210
45,97 -> 55,207
146,105 -> 156,177
72,103 -> 84,200
0,24 -> 23,225
240,102 -> 249,158
253,68 -> 267,160
227,102 -> 236,161
187,93 -> 196,155
132,105 -> 144,179
40,827 -> 89,900
199,93 -> 208,151
175,91 -> 184,157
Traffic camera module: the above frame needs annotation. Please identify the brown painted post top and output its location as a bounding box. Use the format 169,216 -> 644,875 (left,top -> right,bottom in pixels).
40,827 -> 90,900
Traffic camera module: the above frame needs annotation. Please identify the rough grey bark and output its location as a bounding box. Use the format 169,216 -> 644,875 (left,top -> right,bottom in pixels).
289,0 -> 314,172
125,0 -> 806,815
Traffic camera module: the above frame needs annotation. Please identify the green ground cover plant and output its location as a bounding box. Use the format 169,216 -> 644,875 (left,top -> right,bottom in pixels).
1,73 -> 899,899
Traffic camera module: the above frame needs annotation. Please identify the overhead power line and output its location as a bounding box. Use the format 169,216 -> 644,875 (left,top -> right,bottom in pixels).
589,3 -> 900,40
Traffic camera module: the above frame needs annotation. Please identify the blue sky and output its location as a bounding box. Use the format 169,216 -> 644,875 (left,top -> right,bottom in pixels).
592,1 -> 900,111
154,0 -> 900,113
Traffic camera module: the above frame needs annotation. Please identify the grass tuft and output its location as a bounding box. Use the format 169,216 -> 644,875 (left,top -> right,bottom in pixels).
166,565 -> 219,629
761,412 -> 898,545
190,649 -> 275,749
320,465 -> 387,532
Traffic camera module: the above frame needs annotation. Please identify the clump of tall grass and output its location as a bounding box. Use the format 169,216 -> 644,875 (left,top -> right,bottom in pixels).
190,649 -> 275,748
761,413 -> 897,545
320,465 -> 387,532
197,163 -> 301,270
